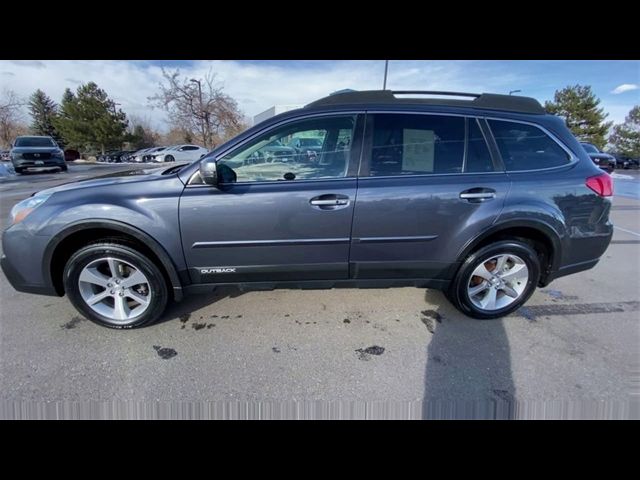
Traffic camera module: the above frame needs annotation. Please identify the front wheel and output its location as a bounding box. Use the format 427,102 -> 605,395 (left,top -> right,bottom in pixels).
63,242 -> 169,329
447,240 -> 540,319
165,155 -> 175,162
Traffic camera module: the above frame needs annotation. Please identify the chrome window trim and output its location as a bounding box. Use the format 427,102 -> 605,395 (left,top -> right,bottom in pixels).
186,175 -> 359,188
364,110 -> 579,174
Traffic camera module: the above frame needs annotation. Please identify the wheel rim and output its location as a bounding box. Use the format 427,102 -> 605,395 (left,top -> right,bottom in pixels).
467,253 -> 529,311
78,257 -> 151,324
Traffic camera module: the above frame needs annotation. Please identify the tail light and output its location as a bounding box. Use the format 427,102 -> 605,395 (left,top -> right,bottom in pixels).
586,173 -> 613,197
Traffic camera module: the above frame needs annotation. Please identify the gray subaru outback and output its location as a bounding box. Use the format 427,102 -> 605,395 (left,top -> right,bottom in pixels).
1,90 -> 613,328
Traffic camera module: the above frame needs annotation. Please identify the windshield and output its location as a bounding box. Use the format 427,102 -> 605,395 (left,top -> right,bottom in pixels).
581,143 -> 599,154
14,137 -> 56,148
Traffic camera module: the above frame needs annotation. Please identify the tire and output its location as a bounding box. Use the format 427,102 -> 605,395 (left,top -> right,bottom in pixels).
63,242 -> 169,329
14,167 -> 24,174
165,155 -> 175,162
446,240 -> 540,320
60,164 -> 68,172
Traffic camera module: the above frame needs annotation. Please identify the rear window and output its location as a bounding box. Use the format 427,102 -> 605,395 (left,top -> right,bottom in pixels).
369,114 -> 465,176
581,143 -> 599,154
488,120 -> 571,171
14,137 -> 56,147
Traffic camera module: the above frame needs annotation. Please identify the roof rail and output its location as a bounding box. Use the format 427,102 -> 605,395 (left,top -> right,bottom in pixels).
305,90 -> 546,115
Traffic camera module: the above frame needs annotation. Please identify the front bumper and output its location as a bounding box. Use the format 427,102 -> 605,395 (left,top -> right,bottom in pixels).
13,159 -> 65,169
1,226 -> 59,296
1,253 -> 58,296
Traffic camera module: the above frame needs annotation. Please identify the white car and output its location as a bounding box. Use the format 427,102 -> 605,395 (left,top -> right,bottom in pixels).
152,144 -> 209,163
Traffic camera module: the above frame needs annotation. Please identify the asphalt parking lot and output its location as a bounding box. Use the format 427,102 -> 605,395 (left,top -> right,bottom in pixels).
0,163 -> 638,419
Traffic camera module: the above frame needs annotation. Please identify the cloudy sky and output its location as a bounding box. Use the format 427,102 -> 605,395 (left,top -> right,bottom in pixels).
1,60 -> 638,131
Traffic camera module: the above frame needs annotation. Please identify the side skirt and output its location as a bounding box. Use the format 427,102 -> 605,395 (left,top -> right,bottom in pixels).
183,278 -> 450,295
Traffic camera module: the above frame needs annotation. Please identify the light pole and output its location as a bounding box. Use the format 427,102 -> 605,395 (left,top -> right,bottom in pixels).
190,78 -> 208,148
383,60 -> 389,90
509,89 -> 522,95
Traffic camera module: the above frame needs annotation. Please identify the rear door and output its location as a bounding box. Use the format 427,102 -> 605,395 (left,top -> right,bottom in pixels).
180,113 -> 364,284
350,112 -> 511,281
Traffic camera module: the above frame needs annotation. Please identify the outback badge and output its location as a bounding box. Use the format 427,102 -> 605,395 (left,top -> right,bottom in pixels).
201,267 -> 237,274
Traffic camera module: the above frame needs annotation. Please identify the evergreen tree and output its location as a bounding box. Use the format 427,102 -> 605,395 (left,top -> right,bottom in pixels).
28,89 -> 64,146
127,124 -> 155,149
545,85 -> 612,149
54,82 -> 128,154
609,105 -> 640,158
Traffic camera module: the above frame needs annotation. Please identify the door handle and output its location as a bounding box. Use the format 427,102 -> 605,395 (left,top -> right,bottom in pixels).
309,194 -> 350,208
459,188 -> 496,202
310,199 -> 349,206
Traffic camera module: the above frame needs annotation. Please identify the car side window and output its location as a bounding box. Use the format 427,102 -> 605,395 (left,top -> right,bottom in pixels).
465,118 -> 494,173
369,114 -> 465,176
488,120 -> 571,171
217,115 -> 356,183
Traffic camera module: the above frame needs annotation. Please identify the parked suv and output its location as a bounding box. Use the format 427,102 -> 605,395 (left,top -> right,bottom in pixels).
1,90 -> 613,329
580,142 -> 616,173
10,136 -> 67,174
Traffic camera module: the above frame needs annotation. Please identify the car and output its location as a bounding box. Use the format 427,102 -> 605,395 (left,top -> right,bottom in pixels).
9,135 -> 67,174
141,146 -> 170,163
245,140 -> 297,164
609,152 -> 639,169
580,142 -> 616,173
105,150 -> 137,163
152,144 -> 209,163
97,150 -> 119,163
64,149 -> 80,162
1,90 -> 613,329
288,136 -> 324,162
130,148 -> 155,163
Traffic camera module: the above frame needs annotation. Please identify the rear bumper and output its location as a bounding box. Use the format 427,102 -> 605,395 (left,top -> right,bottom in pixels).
540,258 -> 600,286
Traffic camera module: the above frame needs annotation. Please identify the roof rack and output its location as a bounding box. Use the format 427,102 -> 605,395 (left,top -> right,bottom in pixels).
305,90 -> 546,115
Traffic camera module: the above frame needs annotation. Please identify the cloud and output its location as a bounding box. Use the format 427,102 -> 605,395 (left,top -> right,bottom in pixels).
611,83 -> 639,94
2,60 -> 496,131
0,60 -> 635,131
8,60 -> 45,69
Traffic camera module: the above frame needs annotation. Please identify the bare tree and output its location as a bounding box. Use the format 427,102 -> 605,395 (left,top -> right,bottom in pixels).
0,89 -> 28,148
149,68 -> 246,149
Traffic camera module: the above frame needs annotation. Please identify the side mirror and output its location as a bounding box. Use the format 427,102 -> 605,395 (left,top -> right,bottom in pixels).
199,158 -> 218,186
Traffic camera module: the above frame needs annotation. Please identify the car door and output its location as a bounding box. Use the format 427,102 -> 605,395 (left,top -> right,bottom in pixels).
350,112 -> 510,282
180,113 -> 364,284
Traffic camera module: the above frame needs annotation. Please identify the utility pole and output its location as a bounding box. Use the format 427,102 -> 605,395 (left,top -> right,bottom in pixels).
383,60 -> 389,90
190,78 -> 208,148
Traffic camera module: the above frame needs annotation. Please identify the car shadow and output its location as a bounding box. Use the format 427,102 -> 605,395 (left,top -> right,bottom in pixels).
421,289 -> 517,419
156,286 -> 246,326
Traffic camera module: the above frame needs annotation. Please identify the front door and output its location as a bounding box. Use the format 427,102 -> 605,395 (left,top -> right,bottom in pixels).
180,113 -> 364,284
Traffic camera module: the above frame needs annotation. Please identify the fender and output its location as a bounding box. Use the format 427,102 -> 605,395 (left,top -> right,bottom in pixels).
42,219 -> 185,301
454,217 -> 564,276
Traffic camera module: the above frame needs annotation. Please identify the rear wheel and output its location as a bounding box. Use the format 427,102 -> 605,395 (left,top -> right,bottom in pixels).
60,164 -> 68,172
63,242 -> 168,329
447,240 -> 540,319
14,167 -> 24,174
